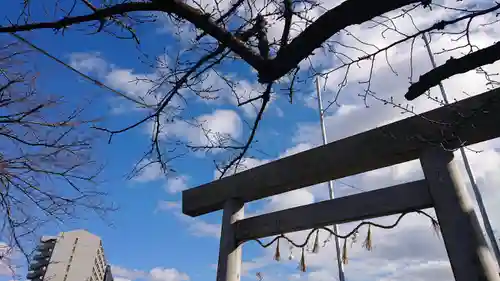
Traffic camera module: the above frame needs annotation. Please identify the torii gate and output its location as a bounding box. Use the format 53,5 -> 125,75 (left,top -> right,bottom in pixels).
182,87 -> 500,281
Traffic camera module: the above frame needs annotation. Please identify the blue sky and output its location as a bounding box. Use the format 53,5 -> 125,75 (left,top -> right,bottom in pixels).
0,2 -> 323,280
1,1 -> 500,281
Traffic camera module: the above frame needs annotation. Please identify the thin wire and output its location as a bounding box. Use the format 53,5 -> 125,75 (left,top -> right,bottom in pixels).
422,33 -> 500,269
9,33 -> 150,107
337,179 -> 365,193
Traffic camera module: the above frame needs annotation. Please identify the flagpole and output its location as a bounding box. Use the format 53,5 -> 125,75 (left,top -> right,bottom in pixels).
422,33 -> 500,268
315,77 -> 346,281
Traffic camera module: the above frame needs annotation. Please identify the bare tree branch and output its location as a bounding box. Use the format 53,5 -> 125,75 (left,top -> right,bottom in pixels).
259,0 -> 425,83
0,1 -> 266,73
406,41 -> 500,100
0,38 -> 113,261
279,0 -> 293,49
1,0 -> 499,220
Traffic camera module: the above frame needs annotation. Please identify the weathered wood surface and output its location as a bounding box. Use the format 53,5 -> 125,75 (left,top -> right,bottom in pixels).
235,180 -> 432,241
420,149 -> 500,281
216,199 -> 244,281
183,87 -> 500,217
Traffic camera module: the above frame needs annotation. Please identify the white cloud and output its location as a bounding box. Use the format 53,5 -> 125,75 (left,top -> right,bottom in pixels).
264,189 -> 315,214
176,213 -> 221,238
111,265 -> 147,280
68,51 -> 271,120
131,161 -> 164,183
114,278 -> 132,281
69,52 -> 108,76
105,69 -> 159,103
156,200 -> 221,238
150,268 -> 189,281
241,258 -> 269,276
156,201 -> 182,212
196,110 -> 242,144
378,261 -> 454,281
161,109 -> 242,150
165,176 -> 190,194
68,52 -> 180,111
111,265 -> 189,281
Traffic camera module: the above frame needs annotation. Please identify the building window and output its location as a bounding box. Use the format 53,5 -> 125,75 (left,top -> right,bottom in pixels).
92,267 -> 99,281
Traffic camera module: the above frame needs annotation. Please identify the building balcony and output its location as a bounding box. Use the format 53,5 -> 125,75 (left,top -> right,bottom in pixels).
33,251 -> 52,260
36,242 -> 55,252
29,258 -> 49,271
26,270 -> 44,279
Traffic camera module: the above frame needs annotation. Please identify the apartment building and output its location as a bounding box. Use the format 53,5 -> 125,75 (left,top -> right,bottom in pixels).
27,229 -> 114,281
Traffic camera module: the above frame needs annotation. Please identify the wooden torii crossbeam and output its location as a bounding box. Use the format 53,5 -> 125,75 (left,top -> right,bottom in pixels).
182,87 -> 500,281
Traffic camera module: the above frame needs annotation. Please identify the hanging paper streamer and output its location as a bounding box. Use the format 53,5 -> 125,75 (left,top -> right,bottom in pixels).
288,243 -> 294,260
252,210 -> 438,274
322,232 -> 332,247
350,229 -> 358,247
342,238 -> 348,265
363,225 -> 372,251
299,248 -> 306,272
274,238 -> 281,261
312,230 -> 320,254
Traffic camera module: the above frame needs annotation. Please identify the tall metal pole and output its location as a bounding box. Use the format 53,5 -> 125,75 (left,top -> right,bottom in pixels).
315,77 -> 346,281
422,33 -> 500,268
